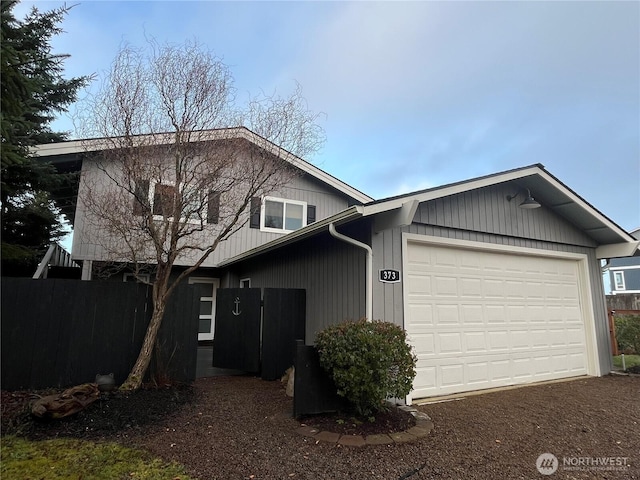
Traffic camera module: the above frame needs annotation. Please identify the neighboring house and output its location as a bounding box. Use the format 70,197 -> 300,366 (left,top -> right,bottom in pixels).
36,133 -> 639,402
604,228 -> 640,294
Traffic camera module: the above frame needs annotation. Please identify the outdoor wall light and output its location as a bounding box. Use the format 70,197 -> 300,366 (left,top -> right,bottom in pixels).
506,188 -> 541,209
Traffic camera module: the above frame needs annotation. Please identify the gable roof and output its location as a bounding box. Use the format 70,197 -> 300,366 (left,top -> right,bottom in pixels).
32,127 -> 373,204
219,163 -> 639,266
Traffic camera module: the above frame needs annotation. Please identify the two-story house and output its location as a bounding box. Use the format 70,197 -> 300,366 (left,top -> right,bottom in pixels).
35,127 -> 373,342
36,131 -> 639,401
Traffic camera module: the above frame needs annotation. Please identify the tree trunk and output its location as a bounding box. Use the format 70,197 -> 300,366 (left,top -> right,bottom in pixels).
119,301 -> 166,390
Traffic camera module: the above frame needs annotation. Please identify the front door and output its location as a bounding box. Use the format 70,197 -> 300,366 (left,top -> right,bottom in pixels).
189,277 -> 219,341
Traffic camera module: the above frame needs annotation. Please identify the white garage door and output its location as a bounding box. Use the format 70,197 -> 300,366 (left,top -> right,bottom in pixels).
405,238 -> 592,400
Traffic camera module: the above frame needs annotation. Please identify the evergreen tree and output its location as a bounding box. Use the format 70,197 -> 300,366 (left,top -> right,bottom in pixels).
1,0 -> 90,275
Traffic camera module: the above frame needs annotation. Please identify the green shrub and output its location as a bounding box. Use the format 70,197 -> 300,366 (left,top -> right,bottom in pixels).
616,315 -> 640,354
315,319 -> 417,417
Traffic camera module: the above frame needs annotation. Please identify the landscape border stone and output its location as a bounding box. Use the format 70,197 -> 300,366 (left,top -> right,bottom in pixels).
297,403 -> 433,447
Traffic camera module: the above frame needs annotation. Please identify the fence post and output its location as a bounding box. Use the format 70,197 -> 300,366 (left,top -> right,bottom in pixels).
608,310 -> 619,356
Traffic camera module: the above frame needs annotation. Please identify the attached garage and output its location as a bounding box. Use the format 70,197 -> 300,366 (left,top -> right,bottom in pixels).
220,164 -> 639,403
403,235 -> 598,400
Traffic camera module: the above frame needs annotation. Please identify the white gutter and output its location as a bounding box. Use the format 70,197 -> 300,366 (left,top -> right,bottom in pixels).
328,223 -> 373,322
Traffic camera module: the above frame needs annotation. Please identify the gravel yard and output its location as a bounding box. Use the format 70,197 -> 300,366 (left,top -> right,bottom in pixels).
3,374 -> 639,479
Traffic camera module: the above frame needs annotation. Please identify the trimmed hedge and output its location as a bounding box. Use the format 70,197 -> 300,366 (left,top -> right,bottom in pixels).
616,315 -> 640,354
315,319 -> 416,417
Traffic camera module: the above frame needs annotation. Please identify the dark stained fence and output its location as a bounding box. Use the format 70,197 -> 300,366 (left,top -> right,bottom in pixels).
151,281 -> 199,384
211,288 -> 306,380
261,288 -> 305,381
293,341 -> 348,418
1,279 -> 198,390
213,288 -> 262,372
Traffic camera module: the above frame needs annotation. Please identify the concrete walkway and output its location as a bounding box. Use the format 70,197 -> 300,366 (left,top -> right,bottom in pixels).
196,345 -> 246,378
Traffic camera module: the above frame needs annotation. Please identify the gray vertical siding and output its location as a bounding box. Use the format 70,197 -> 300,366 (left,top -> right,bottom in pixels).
371,184 -> 611,374
74,156 -> 356,267
225,181 -> 613,373
230,223 -> 369,344
413,183 -> 597,247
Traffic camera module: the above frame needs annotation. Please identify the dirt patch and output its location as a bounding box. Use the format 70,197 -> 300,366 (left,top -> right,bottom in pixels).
3,375 -> 639,479
1,384 -> 194,440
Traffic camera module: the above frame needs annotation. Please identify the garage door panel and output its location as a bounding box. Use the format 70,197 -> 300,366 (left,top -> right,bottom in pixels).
438,333 -> 463,354
490,360 -> 511,381
441,364 -> 464,387
407,274 -> 432,295
407,304 -> 433,328
506,305 -> 527,322
488,331 -> 509,350
435,304 -> 460,324
532,329 -> 552,347
460,304 -> 484,323
485,305 -> 506,323
484,279 -> 504,298
408,333 -> 435,355
434,276 -> 458,296
467,362 -> 489,384
414,366 -> 437,390
464,331 -> 487,352
406,242 -> 590,399
567,327 -> 587,345
461,278 -> 482,296
548,328 -> 568,346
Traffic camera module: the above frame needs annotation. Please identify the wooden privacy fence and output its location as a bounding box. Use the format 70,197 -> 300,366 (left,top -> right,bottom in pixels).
212,288 -> 306,381
1,278 -> 198,391
608,309 -> 640,356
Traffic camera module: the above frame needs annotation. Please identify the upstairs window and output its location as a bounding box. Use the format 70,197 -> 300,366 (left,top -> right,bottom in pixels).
132,179 -> 220,224
614,271 -> 626,291
152,184 -> 175,216
259,197 -> 308,233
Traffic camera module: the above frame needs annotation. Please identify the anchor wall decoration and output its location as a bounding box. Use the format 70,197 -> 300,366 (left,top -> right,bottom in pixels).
232,297 -> 242,316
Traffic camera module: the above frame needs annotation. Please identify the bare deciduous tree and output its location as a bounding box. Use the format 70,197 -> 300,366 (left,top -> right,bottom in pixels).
77,40 -> 324,390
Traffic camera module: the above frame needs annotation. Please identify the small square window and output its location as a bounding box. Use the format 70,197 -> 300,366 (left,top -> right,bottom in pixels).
285,203 -> 303,230
264,200 -> 284,229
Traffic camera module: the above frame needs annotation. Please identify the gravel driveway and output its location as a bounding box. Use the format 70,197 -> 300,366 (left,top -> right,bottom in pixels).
126,374 -> 639,480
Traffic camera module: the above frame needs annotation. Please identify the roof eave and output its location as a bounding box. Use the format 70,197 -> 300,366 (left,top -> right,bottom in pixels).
32,127 -> 373,204
217,205 -> 364,267
362,164 -> 635,249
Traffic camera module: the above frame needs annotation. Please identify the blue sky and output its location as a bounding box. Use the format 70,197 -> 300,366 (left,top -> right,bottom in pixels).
17,0 -> 640,232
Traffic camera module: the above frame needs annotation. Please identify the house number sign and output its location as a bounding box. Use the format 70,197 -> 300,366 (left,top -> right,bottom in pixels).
379,269 -> 401,283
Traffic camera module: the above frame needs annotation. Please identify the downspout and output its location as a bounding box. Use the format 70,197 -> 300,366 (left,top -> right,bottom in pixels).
328,223 -> 373,322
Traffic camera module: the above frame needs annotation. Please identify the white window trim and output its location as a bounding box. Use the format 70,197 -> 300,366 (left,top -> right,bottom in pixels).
240,278 -> 251,288
260,196 -> 307,234
189,277 -> 220,341
148,180 -> 207,225
613,271 -> 626,291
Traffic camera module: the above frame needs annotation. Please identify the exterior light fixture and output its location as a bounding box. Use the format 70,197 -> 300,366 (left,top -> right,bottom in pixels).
506,189 -> 541,209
